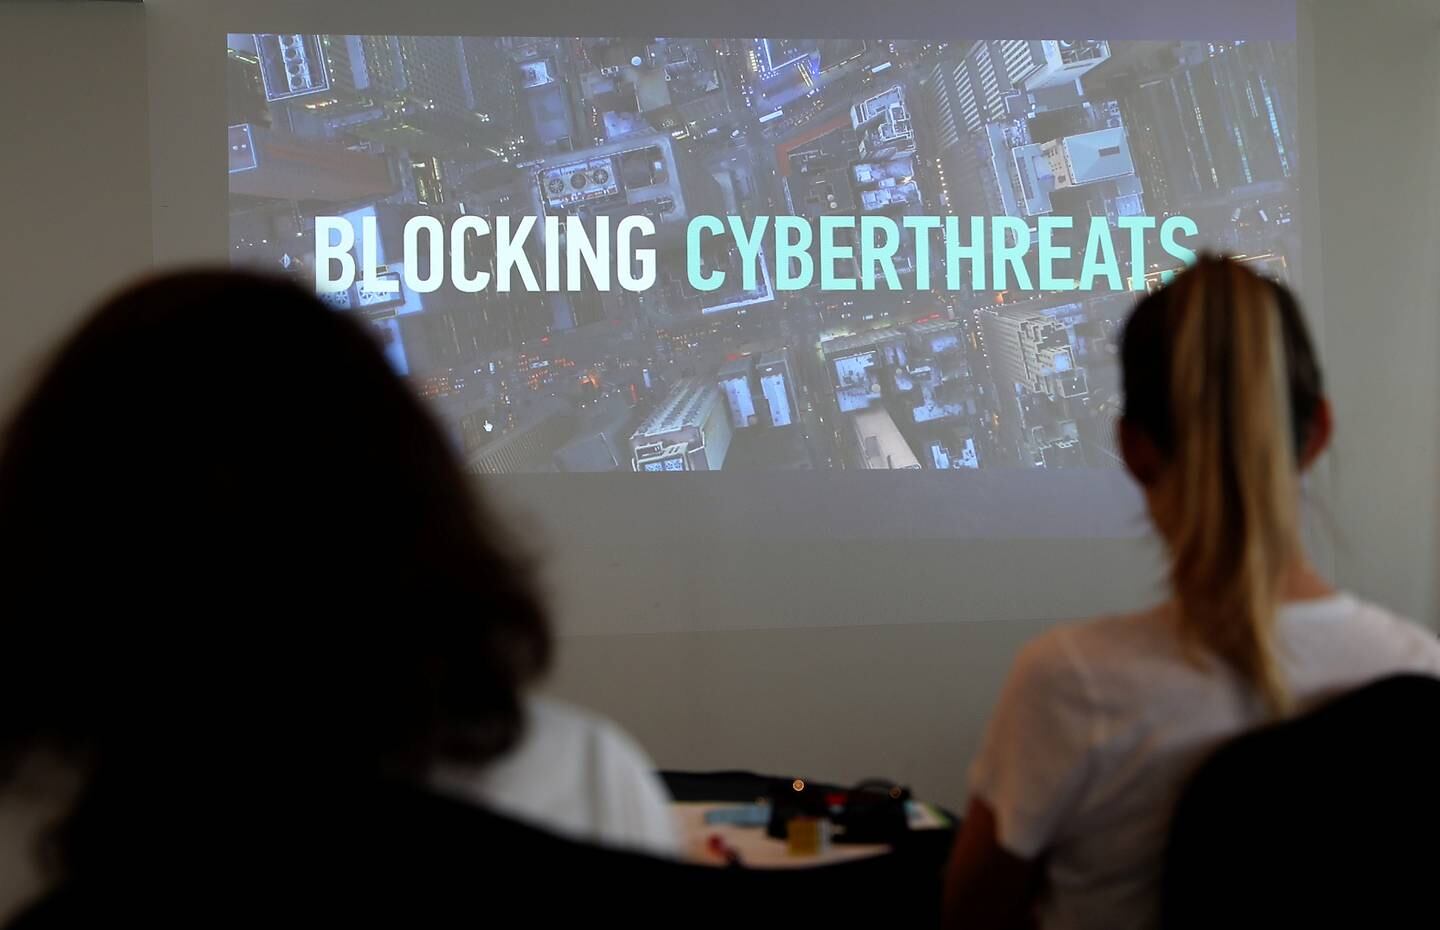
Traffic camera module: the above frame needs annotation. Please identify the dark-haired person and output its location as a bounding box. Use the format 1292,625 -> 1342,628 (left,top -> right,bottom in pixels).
0,271 -> 676,922
942,257 -> 1440,930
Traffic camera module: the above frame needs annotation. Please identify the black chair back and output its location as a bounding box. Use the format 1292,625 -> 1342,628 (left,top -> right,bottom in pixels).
8,781 -> 938,929
1162,674 -> 1440,929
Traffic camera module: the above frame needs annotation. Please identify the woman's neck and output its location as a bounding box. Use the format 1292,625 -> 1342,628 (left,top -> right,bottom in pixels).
1280,557 -> 1337,603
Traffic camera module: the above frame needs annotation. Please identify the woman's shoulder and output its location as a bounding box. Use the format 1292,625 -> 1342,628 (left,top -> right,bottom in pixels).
518,696 -> 680,854
521,695 -> 603,739
996,604 -> 1194,724
1325,593 -> 1435,638
1018,604 -> 1179,674
1287,593 -> 1440,675
522,696 -> 657,766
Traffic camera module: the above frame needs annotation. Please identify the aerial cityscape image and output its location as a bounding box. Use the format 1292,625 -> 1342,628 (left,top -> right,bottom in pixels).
227,35 -> 1299,477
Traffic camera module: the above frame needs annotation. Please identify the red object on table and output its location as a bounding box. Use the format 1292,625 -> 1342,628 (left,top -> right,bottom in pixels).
706,833 -> 743,866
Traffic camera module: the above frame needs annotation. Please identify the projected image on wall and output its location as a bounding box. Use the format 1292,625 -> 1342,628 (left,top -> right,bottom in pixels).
227,36 -> 1299,476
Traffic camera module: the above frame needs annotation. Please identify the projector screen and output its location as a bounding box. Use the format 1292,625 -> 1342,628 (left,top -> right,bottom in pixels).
225,21 -> 1299,542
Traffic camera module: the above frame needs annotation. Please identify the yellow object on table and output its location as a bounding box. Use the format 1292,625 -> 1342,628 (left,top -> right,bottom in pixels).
672,803 -> 888,869
785,816 -> 833,856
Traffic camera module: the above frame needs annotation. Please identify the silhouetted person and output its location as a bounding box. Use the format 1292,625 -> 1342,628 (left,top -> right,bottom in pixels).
942,257 -> 1440,930
0,271 -> 673,927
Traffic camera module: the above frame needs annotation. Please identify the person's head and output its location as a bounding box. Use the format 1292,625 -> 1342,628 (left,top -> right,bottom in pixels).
0,270 -> 551,870
1120,256 -> 1329,714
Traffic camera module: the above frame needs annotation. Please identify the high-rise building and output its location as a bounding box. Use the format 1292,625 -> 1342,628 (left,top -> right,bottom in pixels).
927,40 -> 1112,211
928,41 -> 1110,147
1124,41 -> 1295,204
1039,437 -> 1086,468
851,407 -> 922,469
456,176 -> 553,348
1023,41 -> 1112,91
718,356 -> 758,429
341,105 -> 503,162
226,49 -> 269,126
519,54 -> 576,150
897,319 -> 974,424
630,378 -> 733,471
461,36 -> 523,150
309,35 -> 509,157
757,350 -> 798,428
228,124 -> 394,202
531,132 -> 722,243
320,34 -> 403,104
319,202 -> 521,379
1116,79 -> 1179,218
530,132 -> 725,329
977,301 -> 1089,399
463,411 -> 578,474
392,36 -> 472,115
852,85 -> 916,161
848,84 -> 923,276
1077,400 -> 1123,467
250,34 -> 333,103
822,331 -> 906,413
397,300 -> 493,376
554,394 -> 638,473
1013,126 -> 1138,216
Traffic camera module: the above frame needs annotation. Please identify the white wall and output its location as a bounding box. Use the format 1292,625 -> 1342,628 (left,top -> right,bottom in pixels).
0,11 -> 1435,904
0,2 -> 151,417
1307,0 -> 1440,621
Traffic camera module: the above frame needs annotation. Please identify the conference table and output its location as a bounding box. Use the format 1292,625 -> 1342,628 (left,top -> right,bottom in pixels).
652,771 -> 957,924
663,770 -> 956,870
674,799 -> 951,867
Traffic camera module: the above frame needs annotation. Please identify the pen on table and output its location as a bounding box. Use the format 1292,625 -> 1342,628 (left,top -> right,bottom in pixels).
706,833 -> 743,866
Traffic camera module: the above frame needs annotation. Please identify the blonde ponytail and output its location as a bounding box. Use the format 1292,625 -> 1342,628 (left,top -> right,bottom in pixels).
1123,258 -> 1319,716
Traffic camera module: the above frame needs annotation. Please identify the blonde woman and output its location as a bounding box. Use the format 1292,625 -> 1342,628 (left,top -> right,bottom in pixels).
943,257 -> 1440,930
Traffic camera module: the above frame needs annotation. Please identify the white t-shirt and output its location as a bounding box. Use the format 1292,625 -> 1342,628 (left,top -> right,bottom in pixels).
430,696 -> 680,858
969,593 -> 1440,930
